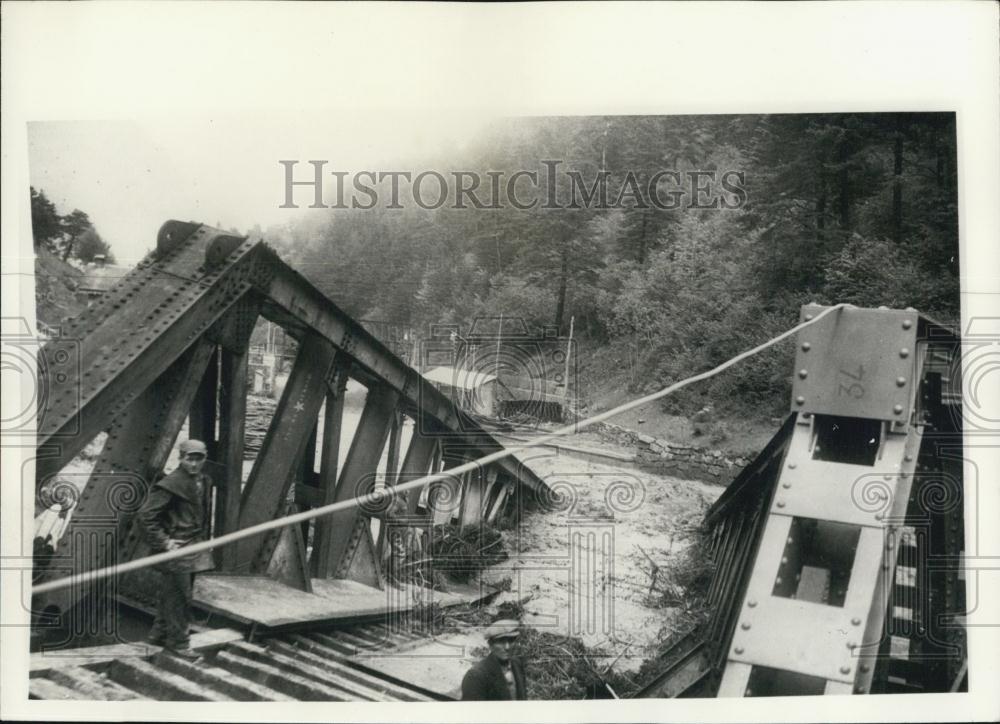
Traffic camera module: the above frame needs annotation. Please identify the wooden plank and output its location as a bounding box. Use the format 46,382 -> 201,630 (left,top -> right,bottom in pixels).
479,468 -> 501,521
191,574 -> 487,628
267,640 -> 402,701
328,629 -> 391,651
30,628 -> 245,673
232,333 -> 336,573
284,635 -> 432,701
485,477 -> 513,524
213,648 -> 348,701
109,658 -> 235,701
227,642 -> 378,701
459,468 -> 486,526
345,633 -> 473,700
308,632 -> 356,656
324,385 -> 399,578
303,632 -> 449,701
153,653 -> 295,701
29,677 -> 82,700
46,665 -> 144,700
333,627 -> 388,646
192,575 -> 412,627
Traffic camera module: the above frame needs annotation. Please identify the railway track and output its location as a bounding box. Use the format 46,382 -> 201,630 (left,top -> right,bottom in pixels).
30,620 -> 454,702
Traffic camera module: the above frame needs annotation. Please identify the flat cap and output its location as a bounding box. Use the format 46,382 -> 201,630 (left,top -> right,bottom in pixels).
484,619 -> 520,642
179,439 -> 208,456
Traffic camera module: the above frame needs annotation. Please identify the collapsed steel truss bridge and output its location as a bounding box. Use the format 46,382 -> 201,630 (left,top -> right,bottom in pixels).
32,220 -> 547,625
28,221 -> 969,699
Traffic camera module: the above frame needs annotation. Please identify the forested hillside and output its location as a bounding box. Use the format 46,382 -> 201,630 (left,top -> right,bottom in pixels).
31,187 -> 115,264
271,114 -> 959,419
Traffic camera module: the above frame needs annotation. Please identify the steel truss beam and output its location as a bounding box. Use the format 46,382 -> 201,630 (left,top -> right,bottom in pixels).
261,264 -> 545,495
309,358 -> 351,578
232,333 -> 337,573
35,300 -> 263,615
326,385 -> 400,580
32,221 -> 547,621
35,232 -> 274,484
704,305 -> 965,698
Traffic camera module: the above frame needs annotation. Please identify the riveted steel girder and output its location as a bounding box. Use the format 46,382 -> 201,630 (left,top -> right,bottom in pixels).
326,385 -> 400,579
32,221 -> 548,621
232,333 -> 338,574
261,264 -> 547,495
35,227 -> 273,486
709,306 -> 964,698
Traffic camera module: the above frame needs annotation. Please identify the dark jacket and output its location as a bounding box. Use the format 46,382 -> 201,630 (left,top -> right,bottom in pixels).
137,467 -> 213,573
461,653 -> 527,700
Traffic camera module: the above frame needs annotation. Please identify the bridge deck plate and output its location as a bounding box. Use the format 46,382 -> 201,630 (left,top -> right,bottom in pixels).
193,575 -> 489,628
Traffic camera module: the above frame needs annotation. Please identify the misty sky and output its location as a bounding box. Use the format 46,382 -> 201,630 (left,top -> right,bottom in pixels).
28,114 -> 492,264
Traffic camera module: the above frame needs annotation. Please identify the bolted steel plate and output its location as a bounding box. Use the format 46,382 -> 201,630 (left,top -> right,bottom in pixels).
726,516 -> 886,684
792,305 -> 919,421
771,424 -> 922,528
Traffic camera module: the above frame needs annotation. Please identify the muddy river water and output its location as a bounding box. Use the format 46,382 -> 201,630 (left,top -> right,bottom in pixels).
38,382 -> 720,685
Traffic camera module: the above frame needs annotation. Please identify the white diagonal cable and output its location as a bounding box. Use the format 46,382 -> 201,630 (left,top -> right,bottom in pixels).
32,303 -> 848,595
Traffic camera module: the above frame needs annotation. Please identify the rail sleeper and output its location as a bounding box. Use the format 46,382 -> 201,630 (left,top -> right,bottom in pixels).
214,646 -> 351,701
46,665 -> 143,700
285,634 -> 433,701
152,652 -> 296,701
108,658 -> 234,701
266,640 -> 405,701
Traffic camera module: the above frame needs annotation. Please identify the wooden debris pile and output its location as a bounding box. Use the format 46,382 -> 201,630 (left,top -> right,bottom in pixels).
486,629 -> 640,700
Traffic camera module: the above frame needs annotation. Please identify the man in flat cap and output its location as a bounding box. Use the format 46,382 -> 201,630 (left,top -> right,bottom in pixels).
461,619 -> 527,700
137,439 -> 214,660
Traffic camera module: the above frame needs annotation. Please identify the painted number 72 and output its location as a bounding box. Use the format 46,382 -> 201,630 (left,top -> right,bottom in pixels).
837,364 -> 865,399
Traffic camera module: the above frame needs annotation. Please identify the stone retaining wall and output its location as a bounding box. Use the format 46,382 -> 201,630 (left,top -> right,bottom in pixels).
591,421 -> 750,485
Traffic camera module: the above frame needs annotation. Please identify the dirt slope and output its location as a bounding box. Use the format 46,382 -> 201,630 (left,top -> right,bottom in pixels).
34,248 -> 86,329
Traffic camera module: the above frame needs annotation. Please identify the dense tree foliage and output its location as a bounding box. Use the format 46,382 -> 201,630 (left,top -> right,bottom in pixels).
30,187 -> 116,264
273,114 -> 959,417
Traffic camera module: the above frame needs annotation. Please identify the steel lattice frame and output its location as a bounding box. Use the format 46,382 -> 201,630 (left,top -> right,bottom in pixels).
32,221 -> 547,620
